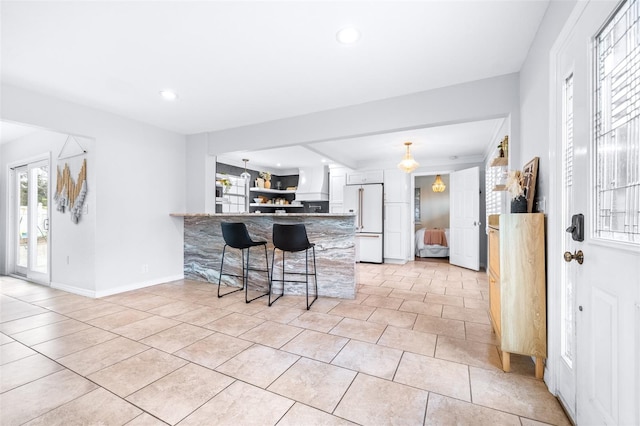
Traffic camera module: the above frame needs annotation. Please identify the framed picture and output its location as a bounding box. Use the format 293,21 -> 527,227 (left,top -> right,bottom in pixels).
414,188 -> 421,221
523,157 -> 539,213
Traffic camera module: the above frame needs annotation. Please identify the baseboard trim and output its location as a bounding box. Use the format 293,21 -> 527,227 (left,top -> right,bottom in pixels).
50,282 -> 96,298
384,258 -> 408,265
51,274 -> 185,299
94,274 -> 185,298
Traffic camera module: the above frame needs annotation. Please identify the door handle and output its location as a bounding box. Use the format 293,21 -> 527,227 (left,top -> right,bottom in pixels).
563,250 -> 584,265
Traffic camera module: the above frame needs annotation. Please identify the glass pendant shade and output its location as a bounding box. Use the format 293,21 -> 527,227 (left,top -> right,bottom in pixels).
432,174 -> 446,192
240,159 -> 251,180
397,142 -> 419,173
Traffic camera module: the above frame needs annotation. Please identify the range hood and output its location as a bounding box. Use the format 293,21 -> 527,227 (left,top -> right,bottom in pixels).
295,166 -> 329,201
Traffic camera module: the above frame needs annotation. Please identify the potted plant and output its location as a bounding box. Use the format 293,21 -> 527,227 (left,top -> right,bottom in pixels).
506,170 -> 527,213
259,171 -> 272,189
218,177 -> 232,193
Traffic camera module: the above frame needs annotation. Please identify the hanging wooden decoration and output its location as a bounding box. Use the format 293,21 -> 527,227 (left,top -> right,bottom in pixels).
55,135 -> 88,223
54,159 -> 87,223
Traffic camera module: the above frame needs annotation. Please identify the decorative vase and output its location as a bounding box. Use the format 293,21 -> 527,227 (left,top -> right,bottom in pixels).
264,180 -> 271,189
511,196 -> 527,213
256,178 -> 265,188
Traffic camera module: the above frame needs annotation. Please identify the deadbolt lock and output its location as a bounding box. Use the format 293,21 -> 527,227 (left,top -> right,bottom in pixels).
563,250 -> 584,265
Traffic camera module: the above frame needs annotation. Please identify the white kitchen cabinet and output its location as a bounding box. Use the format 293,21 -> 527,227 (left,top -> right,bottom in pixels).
383,168 -> 410,203
330,168 -> 347,204
384,202 -> 409,263
346,170 -> 384,185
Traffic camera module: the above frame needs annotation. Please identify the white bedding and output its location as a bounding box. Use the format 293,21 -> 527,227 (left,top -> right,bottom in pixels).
415,228 -> 450,258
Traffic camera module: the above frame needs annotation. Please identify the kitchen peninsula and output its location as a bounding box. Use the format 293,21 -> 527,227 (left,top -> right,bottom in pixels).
170,213 -> 357,299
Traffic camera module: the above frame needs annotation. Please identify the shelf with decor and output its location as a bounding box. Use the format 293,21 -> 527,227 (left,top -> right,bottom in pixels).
250,187 -> 298,211
490,157 -> 509,167
490,135 -> 509,192
249,187 -> 296,195
250,203 -> 303,208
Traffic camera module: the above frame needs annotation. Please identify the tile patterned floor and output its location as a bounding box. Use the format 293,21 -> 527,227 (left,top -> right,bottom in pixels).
0,261 -> 571,425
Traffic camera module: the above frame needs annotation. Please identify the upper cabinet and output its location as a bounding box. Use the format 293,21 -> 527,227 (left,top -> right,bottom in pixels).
346,170 -> 384,185
383,169 -> 410,203
330,168 -> 348,204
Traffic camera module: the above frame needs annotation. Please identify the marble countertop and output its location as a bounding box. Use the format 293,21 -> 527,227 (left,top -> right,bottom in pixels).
171,213 -> 356,217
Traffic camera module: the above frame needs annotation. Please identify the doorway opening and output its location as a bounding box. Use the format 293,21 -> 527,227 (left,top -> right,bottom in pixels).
413,173 -> 450,263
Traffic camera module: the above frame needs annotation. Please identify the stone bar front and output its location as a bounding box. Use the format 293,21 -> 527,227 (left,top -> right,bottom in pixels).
171,213 -> 357,299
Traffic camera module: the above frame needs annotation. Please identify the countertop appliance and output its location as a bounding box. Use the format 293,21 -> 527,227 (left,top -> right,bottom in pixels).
343,183 -> 383,263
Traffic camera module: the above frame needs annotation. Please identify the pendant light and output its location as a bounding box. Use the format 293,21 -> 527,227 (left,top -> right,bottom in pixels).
240,159 -> 251,181
432,174 -> 446,192
397,142 -> 419,173
241,159 -> 251,212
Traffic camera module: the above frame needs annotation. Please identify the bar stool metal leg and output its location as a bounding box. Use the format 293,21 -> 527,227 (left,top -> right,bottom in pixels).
218,244 -> 245,298
244,245 -> 270,303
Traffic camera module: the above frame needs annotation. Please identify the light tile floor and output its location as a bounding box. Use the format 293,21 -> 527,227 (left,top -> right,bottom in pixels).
0,261 -> 571,425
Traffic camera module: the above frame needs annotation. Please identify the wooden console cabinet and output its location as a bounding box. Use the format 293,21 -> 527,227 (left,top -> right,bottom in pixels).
488,213 -> 546,379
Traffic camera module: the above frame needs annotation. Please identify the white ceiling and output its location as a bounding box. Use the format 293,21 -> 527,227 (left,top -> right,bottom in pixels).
1,1 -> 547,169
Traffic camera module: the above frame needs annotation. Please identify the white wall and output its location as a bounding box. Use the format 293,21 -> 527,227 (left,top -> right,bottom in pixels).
519,0 -> 577,212
1,85 -> 187,296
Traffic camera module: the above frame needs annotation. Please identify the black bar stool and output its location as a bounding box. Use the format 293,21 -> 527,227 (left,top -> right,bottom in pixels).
270,223 -> 318,310
218,222 -> 270,303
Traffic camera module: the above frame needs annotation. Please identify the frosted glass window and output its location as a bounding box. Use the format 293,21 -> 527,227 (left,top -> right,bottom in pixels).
594,0 -> 640,244
562,73 -> 575,365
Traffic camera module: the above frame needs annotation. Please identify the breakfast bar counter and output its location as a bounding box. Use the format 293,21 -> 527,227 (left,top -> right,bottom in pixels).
170,213 -> 357,299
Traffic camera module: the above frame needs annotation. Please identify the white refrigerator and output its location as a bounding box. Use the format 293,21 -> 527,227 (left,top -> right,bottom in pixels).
344,183 -> 383,263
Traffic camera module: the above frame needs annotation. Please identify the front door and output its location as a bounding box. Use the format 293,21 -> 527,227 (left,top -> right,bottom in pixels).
10,159 -> 50,284
449,166 -> 480,271
555,1 -> 639,424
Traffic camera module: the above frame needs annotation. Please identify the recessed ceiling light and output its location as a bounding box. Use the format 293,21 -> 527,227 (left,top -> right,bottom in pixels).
321,159 -> 327,163
336,27 -> 361,44
159,90 -> 178,101
276,163 -> 281,167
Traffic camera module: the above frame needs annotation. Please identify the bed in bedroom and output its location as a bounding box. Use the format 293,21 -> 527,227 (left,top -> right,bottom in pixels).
415,228 -> 449,258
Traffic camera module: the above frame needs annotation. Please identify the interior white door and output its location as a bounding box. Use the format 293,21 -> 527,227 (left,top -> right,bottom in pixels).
449,167 -> 480,271
556,1 -> 640,424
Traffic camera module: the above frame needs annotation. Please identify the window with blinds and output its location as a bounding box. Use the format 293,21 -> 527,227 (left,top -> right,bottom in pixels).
594,0 -> 640,244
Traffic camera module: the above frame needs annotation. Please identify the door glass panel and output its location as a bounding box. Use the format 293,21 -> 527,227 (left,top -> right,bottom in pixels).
17,169 -> 28,269
33,165 -> 49,273
594,0 -> 640,244
562,73 -> 575,366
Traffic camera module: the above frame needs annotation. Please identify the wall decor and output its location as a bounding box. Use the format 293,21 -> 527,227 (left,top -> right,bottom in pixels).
55,136 -> 88,223
522,157 -> 539,213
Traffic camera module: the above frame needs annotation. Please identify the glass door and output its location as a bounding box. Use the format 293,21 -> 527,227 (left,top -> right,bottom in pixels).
11,159 -> 50,284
